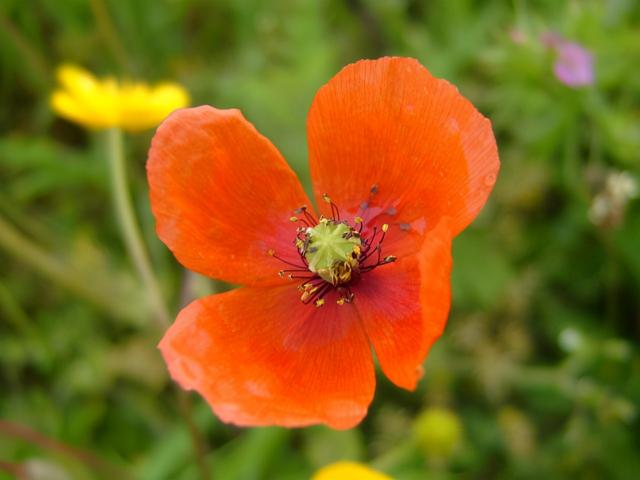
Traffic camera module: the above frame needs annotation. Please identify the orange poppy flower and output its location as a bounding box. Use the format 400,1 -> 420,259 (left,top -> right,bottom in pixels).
148,57 -> 499,429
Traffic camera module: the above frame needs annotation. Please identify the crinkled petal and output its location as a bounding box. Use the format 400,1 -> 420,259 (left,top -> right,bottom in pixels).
307,57 -> 499,237
159,285 -> 375,429
354,219 -> 453,390
148,106 -> 313,286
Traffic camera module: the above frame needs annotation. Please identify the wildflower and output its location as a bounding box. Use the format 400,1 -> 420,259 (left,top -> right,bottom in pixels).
541,33 -> 594,88
51,64 -> 189,131
312,461 -> 392,480
148,57 -> 499,429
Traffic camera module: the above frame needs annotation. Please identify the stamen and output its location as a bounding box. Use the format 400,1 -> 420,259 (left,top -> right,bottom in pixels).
293,205 -> 318,226
322,193 -> 340,220
290,215 -> 313,228
268,249 -> 307,268
377,223 -> 389,245
303,210 -> 318,226
288,274 -> 317,280
336,287 -> 355,305
302,282 -> 331,305
276,193 -> 397,307
360,244 -> 381,263
361,226 -> 378,253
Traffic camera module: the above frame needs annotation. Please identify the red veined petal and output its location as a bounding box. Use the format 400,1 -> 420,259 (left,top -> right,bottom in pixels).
307,57 -> 499,237
148,106 -> 312,286
353,220 -> 453,390
159,285 -> 375,429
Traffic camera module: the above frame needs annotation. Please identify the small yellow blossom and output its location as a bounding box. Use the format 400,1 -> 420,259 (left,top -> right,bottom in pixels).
311,461 -> 392,480
50,64 -> 190,131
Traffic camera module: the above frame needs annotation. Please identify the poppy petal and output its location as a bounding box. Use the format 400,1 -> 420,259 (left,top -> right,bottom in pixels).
148,106 -> 312,286
354,220 -> 453,390
307,57 -> 499,237
159,285 -> 375,429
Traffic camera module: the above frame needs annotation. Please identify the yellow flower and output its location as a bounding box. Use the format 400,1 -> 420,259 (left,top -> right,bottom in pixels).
50,64 -> 190,132
311,461 -> 392,480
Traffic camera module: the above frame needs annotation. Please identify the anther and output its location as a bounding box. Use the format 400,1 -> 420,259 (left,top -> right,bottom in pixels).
384,255 -> 396,263
355,216 -> 363,224
301,286 -> 319,302
382,224 -> 389,232
315,298 -> 325,308
278,270 -> 285,278
289,216 -> 298,222
370,184 -> 378,195
267,249 -> 275,256
322,194 -> 332,203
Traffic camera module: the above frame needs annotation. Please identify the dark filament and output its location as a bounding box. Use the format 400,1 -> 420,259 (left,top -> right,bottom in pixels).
270,188 -> 396,307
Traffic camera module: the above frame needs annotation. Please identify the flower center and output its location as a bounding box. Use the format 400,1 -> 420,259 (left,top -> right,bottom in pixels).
268,191 -> 396,307
303,220 -> 361,285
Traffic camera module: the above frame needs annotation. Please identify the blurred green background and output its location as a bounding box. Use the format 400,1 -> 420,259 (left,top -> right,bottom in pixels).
1,0 -> 639,479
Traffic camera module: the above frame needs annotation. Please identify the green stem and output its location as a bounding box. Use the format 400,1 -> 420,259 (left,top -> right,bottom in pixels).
0,214 -> 136,321
105,128 -> 170,328
105,130 -> 210,478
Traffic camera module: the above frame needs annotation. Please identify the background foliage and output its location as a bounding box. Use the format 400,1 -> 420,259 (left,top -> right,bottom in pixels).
1,0 -> 639,479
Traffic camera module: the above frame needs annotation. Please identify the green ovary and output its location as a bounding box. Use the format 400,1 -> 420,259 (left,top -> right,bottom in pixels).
303,221 -> 361,284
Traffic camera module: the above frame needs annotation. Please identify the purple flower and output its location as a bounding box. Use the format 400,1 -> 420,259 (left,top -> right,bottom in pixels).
554,42 -> 594,87
541,33 -> 594,88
